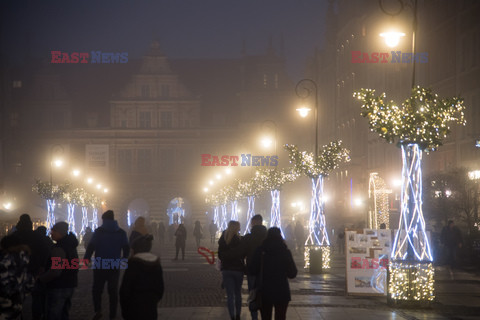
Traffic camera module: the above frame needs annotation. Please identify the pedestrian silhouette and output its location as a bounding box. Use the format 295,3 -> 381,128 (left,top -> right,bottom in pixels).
174,224 -> 187,260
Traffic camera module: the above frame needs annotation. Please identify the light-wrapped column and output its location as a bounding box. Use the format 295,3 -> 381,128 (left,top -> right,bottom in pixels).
243,196 -> 255,235
269,190 -> 282,234
67,203 -> 76,235
46,199 -> 56,234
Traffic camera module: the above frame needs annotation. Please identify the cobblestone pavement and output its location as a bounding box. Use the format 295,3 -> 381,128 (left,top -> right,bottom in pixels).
21,238 -> 480,320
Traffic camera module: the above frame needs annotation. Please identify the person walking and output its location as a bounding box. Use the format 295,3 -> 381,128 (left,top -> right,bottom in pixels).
84,210 -> 130,320
12,214 -> 51,320
173,224 -> 187,260
241,214 -> 267,320
249,227 -> 297,320
441,220 -> 463,278
39,222 -> 79,320
0,234 -> 35,319
129,217 -> 148,246
193,221 -> 203,248
209,220 -> 217,245
294,221 -> 305,254
120,235 -> 164,320
157,222 -> 165,246
83,227 -> 93,250
32,225 -> 53,320
218,220 -> 244,320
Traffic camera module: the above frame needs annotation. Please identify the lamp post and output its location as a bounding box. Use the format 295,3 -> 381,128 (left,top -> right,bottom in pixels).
295,79 -> 328,273
295,79 -> 318,158
378,0 -> 436,306
379,0 -> 418,89
260,120 -> 278,156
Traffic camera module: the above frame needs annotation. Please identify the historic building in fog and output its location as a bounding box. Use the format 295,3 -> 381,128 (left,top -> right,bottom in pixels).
0,39 -> 297,228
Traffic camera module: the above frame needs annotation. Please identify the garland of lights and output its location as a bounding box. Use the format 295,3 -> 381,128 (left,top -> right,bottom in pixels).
354,86 -> 466,302
354,86 -> 465,152
368,173 -> 390,229
285,142 -> 349,270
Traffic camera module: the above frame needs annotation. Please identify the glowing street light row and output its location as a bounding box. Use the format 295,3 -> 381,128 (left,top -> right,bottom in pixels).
52,162 -> 110,194
203,168 -> 233,193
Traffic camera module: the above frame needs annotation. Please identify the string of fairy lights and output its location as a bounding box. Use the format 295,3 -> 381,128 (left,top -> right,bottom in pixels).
354,86 -> 466,302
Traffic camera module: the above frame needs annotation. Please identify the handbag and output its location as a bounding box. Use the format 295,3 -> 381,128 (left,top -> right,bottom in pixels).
248,251 -> 264,312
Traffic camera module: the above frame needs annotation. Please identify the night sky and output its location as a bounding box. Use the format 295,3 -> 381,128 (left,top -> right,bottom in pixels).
1,0 -> 328,79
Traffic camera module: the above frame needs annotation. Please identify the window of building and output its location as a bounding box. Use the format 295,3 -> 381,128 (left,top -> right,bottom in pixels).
263,74 -> 267,88
12,80 -> 22,88
137,149 -> 152,173
161,111 -> 172,128
161,84 -> 170,97
274,73 -> 279,89
141,85 -> 150,98
139,111 -> 151,128
118,149 -> 132,173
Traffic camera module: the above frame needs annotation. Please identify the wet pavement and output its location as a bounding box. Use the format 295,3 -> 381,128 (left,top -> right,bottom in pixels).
21,239 -> 480,319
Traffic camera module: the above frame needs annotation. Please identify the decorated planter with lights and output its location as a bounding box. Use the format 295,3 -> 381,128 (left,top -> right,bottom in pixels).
285,142 -> 350,272
355,86 -> 465,303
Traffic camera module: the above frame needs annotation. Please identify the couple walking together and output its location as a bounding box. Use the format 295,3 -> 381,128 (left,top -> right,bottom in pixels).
218,215 -> 297,320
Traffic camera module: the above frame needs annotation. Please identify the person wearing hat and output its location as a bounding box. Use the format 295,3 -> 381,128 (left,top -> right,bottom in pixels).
119,235 -> 164,320
84,210 -> 129,320
39,221 -> 79,320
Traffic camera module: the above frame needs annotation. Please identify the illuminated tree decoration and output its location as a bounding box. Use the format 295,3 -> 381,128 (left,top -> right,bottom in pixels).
33,179 -> 69,234
238,177 -> 264,235
255,168 -> 298,235
63,187 -> 86,235
368,173 -> 390,229
88,193 -> 100,231
355,86 -> 466,303
285,142 -> 350,269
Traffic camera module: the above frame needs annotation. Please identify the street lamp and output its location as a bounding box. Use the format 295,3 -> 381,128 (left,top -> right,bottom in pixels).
295,79 -> 318,158
260,120 -> 277,155
379,0 -> 418,88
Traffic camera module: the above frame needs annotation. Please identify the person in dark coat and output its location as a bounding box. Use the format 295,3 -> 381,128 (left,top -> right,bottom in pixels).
84,210 -> 130,320
39,221 -> 79,320
294,221 -> 305,254
12,214 -> 51,320
249,227 -> 297,320
441,220 -> 463,276
0,234 -> 35,319
129,217 -> 148,246
218,220 -> 244,320
173,224 -> 187,260
32,226 -> 53,320
120,235 -> 164,320
82,227 -> 93,250
240,215 -> 267,320
193,220 -> 203,248
157,222 -> 165,246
